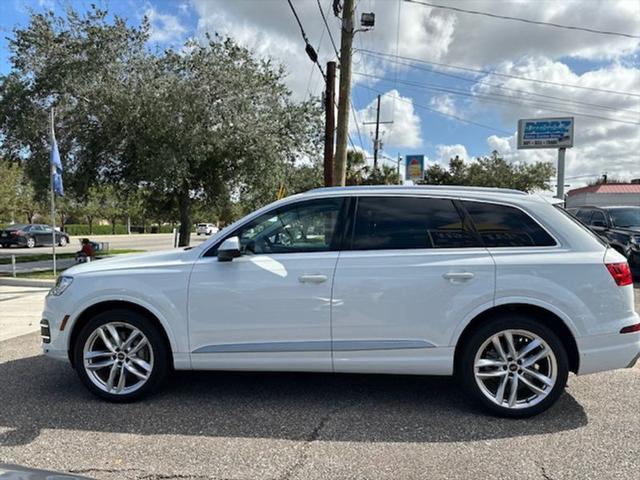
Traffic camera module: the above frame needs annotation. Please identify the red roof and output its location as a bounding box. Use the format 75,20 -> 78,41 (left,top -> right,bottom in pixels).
567,183 -> 640,196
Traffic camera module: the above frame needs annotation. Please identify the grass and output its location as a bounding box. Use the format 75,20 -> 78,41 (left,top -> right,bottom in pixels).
15,270 -> 61,279
0,249 -> 145,265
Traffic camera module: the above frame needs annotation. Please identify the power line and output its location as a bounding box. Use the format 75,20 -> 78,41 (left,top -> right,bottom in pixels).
353,71 -> 640,126
359,84 -> 513,135
317,0 -> 340,59
404,0 -> 640,39
358,48 -> 640,98
359,51 -> 640,114
286,0 -> 325,80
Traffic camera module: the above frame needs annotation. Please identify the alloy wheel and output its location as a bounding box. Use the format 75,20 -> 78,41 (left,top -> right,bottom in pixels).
26,237 -> 35,248
473,329 -> 557,410
83,322 -> 154,395
59,236 -> 67,246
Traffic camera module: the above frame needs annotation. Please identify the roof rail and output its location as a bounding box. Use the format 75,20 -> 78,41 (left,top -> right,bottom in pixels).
307,185 -> 528,195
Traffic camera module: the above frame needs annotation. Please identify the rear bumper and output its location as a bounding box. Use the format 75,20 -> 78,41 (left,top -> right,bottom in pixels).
0,238 -> 27,247
577,330 -> 640,375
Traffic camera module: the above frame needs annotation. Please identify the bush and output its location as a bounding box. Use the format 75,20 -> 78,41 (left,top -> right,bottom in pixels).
62,224 -> 179,235
64,224 -> 128,235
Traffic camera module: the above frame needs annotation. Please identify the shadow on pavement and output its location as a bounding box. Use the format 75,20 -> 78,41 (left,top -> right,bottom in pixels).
0,353 -> 588,446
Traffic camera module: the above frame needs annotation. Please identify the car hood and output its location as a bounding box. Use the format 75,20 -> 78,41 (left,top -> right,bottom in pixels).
64,248 -> 198,276
0,464 -> 93,479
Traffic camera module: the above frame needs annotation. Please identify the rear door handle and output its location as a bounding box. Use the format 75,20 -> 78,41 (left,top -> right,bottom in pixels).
298,274 -> 328,284
443,271 -> 475,281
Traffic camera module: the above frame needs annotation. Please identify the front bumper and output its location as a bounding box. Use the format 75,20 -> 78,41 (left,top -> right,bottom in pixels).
41,294 -> 73,364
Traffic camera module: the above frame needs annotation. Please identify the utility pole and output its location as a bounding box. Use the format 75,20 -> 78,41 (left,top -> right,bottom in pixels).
364,94 -> 393,171
556,147 -> 566,200
373,95 -> 381,170
333,0 -> 355,186
324,61 -> 336,187
397,153 -> 403,184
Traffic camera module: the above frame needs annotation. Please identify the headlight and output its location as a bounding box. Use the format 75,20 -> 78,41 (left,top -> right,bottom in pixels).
49,276 -> 73,296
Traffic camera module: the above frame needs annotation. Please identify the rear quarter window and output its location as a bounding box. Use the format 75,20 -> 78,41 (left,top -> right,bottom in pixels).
461,201 -> 556,247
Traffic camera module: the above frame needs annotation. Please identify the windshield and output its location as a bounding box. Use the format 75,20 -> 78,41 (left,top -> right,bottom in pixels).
608,208 -> 640,227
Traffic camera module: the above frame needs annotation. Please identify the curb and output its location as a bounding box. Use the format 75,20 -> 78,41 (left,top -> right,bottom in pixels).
0,277 -> 55,288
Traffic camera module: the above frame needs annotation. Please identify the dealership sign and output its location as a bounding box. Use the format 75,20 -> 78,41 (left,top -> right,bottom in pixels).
405,154 -> 425,180
517,117 -> 574,149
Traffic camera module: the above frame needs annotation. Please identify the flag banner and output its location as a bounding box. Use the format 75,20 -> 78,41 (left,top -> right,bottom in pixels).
50,137 -> 64,196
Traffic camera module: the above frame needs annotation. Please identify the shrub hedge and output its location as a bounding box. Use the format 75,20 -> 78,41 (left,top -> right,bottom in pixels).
63,224 -> 178,235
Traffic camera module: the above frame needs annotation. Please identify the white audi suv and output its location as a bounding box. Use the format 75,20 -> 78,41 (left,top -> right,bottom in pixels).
41,186 -> 640,417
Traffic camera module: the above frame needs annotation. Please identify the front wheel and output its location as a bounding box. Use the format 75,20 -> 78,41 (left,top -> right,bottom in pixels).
73,309 -> 169,402
458,314 -> 569,418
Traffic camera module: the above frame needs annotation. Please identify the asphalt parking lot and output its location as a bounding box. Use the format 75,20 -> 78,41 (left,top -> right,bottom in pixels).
0,287 -> 639,479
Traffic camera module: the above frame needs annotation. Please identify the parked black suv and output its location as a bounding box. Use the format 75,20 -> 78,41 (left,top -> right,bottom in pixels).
567,206 -> 640,271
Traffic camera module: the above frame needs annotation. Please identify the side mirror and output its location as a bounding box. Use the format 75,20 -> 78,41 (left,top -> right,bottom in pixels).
591,220 -> 607,228
217,236 -> 241,262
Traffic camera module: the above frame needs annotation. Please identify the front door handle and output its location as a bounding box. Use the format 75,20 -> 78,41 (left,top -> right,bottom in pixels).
298,274 -> 328,284
443,271 -> 475,281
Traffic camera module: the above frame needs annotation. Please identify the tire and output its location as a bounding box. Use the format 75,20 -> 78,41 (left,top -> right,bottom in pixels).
26,237 -> 35,248
458,313 -> 569,418
73,309 -> 169,402
59,236 -> 68,247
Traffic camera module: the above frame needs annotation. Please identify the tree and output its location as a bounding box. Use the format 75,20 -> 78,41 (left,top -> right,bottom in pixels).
0,159 -> 24,223
345,150 -> 400,186
421,152 -> 554,192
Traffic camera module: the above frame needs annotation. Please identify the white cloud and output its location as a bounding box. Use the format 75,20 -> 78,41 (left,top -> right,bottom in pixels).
434,144 -> 469,163
429,94 -> 457,116
472,57 -> 640,185
353,90 -> 422,149
145,6 -> 186,44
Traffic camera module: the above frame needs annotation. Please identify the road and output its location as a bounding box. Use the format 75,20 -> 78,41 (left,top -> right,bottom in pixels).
0,286 -> 639,480
0,233 -> 209,258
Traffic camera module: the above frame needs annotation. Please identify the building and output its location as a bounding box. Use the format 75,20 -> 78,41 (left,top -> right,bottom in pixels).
565,183 -> 640,208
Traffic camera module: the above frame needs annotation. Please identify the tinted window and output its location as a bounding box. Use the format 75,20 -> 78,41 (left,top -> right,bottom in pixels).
351,197 -> 479,250
233,198 -> 344,254
589,211 -> 607,226
575,209 -> 592,223
462,201 -> 556,247
608,208 -> 640,227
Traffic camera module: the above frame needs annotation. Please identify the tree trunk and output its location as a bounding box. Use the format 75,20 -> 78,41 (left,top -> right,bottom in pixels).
87,217 -> 93,235
111,219 -> 116,235
177,188 -> 191,247
127,215 -> 131,235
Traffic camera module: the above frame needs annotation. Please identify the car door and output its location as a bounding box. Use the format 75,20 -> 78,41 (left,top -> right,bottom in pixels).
28,225 -> 45,245
39,225 -> 55,246
188,197 -> 347,372
331,195 -> 495,376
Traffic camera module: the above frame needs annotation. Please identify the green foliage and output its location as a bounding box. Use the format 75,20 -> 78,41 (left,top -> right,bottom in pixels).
0,7 -> 323,245
420,151 -> 555,192
346,150 -> 400,186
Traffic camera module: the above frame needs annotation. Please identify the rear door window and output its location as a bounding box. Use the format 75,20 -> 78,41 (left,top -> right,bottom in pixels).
351,196 -> 480,250
461,201 -> 556,247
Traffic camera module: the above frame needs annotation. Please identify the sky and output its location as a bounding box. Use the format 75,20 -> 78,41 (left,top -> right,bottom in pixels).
1,0 -> 639,191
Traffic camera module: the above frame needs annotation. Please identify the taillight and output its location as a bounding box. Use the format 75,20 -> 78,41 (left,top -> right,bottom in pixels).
605,262 -> 633,287
620,323 -> 640,334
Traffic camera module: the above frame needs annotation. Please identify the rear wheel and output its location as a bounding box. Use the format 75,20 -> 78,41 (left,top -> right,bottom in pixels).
73,309 -> 169,402
459,314 -> 569,417
26,237 -> 35,248
59,236 -> 67,247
